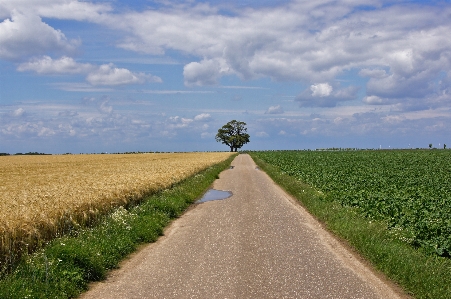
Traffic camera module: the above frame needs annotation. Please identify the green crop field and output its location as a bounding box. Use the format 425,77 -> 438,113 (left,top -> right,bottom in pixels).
251,150 -> 451,257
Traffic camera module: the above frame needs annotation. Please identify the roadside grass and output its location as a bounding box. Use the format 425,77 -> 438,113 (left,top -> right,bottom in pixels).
0,154 -> 237,299
250,153 -> 451,299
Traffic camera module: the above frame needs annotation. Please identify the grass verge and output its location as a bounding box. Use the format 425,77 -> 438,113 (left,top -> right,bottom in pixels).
250,153 -> 451,299
0,154 -> 237,299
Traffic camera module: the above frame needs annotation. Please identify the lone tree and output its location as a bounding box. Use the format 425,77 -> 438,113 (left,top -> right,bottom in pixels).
215,120 -> 250,152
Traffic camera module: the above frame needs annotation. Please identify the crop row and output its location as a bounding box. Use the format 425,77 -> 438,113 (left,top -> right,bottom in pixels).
251,150 -> 451,257
0,152 -> 233,270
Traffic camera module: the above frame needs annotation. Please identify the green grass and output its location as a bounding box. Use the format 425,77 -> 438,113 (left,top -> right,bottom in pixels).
0,154 -> 237,299
249,152 -> 451,299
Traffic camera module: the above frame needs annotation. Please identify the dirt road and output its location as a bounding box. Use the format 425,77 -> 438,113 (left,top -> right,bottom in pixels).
80,154 -> 405,299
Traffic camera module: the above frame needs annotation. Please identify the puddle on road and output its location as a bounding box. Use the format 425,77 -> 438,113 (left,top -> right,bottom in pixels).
196,189 -> 232,203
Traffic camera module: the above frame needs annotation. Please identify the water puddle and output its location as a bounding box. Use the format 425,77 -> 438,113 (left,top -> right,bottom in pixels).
196,189 -> 232,203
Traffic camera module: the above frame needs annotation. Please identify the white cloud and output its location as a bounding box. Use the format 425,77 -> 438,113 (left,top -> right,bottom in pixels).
38,127 -> 55,137
366,72 -> 433,100
169,116 -> 180,122
181,118 -> 194,125
91,1 -> 451,107
168,116 -> 194,129
86,63 -> 162,86
4,0 -> 451,106
311,83 -> 333,97
0,11 -> 79,60
0,100 -> 227,152
183,59 -> 230,86
99,100 -> 113,114
0,0 -> 112,21
362,95 -> 388,105
34,1 -> 112,21
296,85 -> 359,107
387,50 -> 415,76
18,56 -> 162,86
265,105 -> 284,114
3,1 -> 451,152
17,56 -> 93,74
194,113 -> 212,122
11,108 -> 25,117
382,115 -> 405,124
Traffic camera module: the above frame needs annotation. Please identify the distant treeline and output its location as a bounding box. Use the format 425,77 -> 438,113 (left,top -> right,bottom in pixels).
0,152 -> 51,156
0,151 -> 221,157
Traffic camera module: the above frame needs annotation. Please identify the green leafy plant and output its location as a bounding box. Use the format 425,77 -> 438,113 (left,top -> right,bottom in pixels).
250,151 -> 451,299
251,150 -> 451,257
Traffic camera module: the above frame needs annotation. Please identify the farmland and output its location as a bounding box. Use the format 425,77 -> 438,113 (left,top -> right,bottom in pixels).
0,152 -> 233,269
251,150 -> 451,257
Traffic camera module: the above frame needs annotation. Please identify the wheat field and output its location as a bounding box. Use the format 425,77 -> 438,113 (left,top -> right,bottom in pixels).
0,152 -> 233,267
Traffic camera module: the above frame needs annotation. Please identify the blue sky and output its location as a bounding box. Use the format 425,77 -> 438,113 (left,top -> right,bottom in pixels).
1,0 -> 451,153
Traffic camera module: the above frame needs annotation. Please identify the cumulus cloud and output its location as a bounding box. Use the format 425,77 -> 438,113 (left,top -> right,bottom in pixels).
0,0 -> 112,61
93,1 -> 451,108
2,111 -> 123,141
168,116 -> 193,129
311,83 -> 333,97
4,0 -> 451,107
0,100 -> 229,153
86,63 -> 162,86
265,105 -> 284,114
362,96 -> 388,105
194,113 -> 212,122
17,56 -> 93,74
11,108 -> 25,117
296,84 -> 359,107
183,59 -> 230,86
0,11 -> 79,60
18,56 -> 162,86
3,0 -> 451,152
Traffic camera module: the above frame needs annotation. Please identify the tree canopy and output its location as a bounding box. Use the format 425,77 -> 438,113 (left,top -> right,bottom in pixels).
215,120 -> 250,152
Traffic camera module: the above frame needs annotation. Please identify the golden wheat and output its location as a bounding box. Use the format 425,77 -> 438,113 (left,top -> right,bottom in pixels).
0,152 -> 233,266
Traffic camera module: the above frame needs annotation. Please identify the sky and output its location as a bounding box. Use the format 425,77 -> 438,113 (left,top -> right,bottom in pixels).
1,0 -> 451,153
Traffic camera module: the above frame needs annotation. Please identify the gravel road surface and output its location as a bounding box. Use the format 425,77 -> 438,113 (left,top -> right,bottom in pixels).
80,154 -> 405,299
